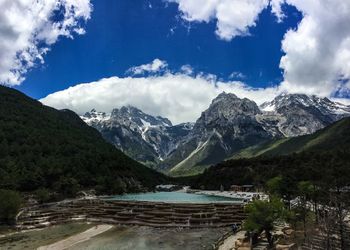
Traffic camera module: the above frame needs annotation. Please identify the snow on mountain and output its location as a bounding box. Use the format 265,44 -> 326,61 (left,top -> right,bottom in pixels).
81,109 -> 111,124
81,93 -> 350,174
160,92 -> 277,174
259,94 -> 350,137
261,93 -> 350,115
81,106 -> 192,167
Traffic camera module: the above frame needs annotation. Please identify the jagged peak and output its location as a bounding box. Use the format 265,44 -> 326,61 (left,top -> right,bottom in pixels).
84,105 -> 172,127
212,92 -> 238,103
260,93 -> 350,114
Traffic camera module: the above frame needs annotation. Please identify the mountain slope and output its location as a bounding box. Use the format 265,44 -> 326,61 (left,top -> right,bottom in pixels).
165,93 -> 350,176
78,92 -> 350,177
81,107 -> 193,168
0,86 -> 166,196
192,118 -> 350,190
161,93 -> 278,176
259,93 -> 350,137
234,117 -> 350,158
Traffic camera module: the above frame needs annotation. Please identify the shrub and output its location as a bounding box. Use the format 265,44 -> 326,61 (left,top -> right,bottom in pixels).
35,188 -> 51,204
0,189 -> 22,225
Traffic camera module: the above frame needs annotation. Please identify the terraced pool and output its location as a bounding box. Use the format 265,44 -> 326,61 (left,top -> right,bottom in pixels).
105,191 -> 243,203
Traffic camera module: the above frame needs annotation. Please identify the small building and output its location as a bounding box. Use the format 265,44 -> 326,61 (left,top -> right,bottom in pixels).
155,184 -> 181,192
230,184 -> 254,192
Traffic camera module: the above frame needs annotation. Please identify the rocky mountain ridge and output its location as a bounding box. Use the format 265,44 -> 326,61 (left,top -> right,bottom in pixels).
81,106 -> 193,167
81,93 -> 350,175
259,93 -> 350,136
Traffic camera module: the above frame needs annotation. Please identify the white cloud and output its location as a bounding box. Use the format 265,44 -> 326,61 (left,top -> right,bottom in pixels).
168,0 -> 269,41
40,73 -> 281,124
270,0 -> 285,22
273,0 -> 350,97
229,71 -> 246,80
126,59 -> 168,75
170,0 -> 350,98
180,64 -> 194,75
0,0 -> 92,86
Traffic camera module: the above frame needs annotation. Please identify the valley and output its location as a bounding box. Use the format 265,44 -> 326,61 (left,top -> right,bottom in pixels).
2,1 -> 350,249
1,86 -> 350,250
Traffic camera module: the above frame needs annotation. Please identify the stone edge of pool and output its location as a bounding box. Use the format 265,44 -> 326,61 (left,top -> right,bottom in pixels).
16,198 -> 247,231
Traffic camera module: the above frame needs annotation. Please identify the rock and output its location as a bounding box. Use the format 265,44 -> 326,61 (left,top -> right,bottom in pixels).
162,92 -> 278,173
283,228 -> 294,236
81,106 -> 193,168
81,93 -> 350,174
276,243 -> 297,250
260,93 -> 350,137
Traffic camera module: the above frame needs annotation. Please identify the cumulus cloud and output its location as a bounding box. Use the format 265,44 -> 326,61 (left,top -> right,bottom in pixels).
229,71 -> 246,80
277,0 -> 350,97
40,73 -> 281,124
126,59 -> 168,76
180,65 -> 194,75
0,0 -> 92,86
269,0 -> 285,22
170,0 -> 350,98
168,0 -> 269,41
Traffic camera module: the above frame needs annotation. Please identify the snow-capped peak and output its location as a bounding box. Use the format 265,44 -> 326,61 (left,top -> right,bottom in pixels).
81,109 -> 111,124
260,94 -> 350,115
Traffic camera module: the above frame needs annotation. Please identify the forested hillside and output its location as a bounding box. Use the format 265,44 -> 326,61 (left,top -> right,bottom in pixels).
0,86 -> 166,197
193,118 -> 350,190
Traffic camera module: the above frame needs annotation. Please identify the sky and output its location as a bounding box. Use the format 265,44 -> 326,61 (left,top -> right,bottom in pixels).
1,0 -> 350,124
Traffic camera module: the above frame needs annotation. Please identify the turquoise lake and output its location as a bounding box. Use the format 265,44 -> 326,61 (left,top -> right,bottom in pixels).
105,191 -> 243,203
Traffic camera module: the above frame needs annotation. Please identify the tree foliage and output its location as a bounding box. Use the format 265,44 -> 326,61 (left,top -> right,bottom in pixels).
193,150 -> 350,194
244,198 -> 286,246
0,86 -> 167,197
0,189 -> 22,224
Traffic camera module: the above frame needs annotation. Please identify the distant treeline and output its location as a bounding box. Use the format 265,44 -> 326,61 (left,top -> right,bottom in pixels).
192,150 -> 350,194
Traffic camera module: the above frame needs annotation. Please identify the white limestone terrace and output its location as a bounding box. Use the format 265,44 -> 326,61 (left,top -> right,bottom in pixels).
192,190 -> 269,202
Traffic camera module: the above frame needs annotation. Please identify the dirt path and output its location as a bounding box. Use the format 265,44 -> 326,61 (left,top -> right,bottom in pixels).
218,230 -> 246,250
37,224 -> 113,250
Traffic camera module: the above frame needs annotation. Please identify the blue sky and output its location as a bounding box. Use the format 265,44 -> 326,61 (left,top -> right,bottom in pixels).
15,0 -> 301,99
2,0 -> 350,123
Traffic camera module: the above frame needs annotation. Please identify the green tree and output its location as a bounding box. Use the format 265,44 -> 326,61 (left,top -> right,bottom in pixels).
244,198 -> 286,247
295,181 -> 314,240
266,176 -> 296,209
53,177 -> 80,197
35,188 -> 51,204
0,189 -> 22,225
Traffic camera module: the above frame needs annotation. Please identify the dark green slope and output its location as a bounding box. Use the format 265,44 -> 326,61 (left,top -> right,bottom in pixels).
193,150 -> 350,191
0,86 -> 166,195
193,118 -> 350,190
233,117 -> 350,158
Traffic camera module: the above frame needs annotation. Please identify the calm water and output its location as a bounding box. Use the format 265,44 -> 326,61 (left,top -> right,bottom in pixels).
105,191 -> 243,203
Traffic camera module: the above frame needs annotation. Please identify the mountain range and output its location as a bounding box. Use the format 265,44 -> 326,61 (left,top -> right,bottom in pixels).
81,106 -> 193,168
1,83 -> 349,197
81,92 -> 350,176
